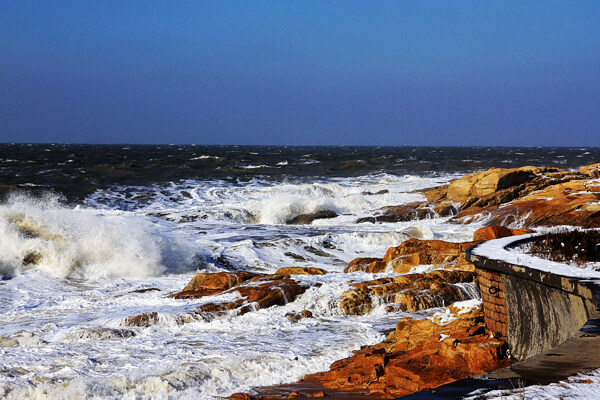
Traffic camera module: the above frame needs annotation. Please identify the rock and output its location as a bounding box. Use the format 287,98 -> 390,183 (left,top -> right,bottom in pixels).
130,274 -> 309,325
123,312 -> 159,327
383,238 -> 477,273
286,211 -> 338,225
302,306 -> 508,398
275,267 -> 327,276
343,257 -> 386,273
446,167 -> 537,203
230,393 -> 252,400
456,180 -> 600,228
285,310 -> 313,322
356,202 -> 457,224
172,271 -> 261,299
424,185 -> 449,202
235,278 -> 307,309
338,270 -> 477,315
190,277 -> 309,320
362,189 -> 389,195
472,226 -> 534,242
580,163 -> 600,178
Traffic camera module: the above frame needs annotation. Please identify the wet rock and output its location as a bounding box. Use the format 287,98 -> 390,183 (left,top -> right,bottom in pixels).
131,287 -> 161,294
22,251 -> 42,266
123,312 -> 159,327
66,327 -> 137,340
172,271 -> 261,299
285,310 -> 313,322
235,278 -> 308,310
286,211 -> 338,225
339,270 -> 477,315
190,276 -> 309,319
343,257 -> 386,273
302,306 -> 508,398
303,246 -> 332,257
362,189 -> 389,195
276,267 -> 327,276
284,252 -> 307,262
356,202 -> 458,223
383,238 -> 478,273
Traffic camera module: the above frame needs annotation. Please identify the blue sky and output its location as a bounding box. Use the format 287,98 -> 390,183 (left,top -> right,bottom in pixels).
1,1 -> 599,145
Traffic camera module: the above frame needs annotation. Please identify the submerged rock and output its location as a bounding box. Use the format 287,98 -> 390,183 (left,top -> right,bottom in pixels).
126,275 -> 309,326
285,310 -> 313,322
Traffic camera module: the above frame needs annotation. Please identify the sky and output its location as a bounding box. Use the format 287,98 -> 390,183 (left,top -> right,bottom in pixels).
1,1 -> 599,146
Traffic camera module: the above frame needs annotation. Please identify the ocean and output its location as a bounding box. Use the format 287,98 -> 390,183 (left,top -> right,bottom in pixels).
1,145 -> 598,399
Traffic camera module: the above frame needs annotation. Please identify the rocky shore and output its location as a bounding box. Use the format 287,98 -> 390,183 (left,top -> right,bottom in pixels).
124,163 -> 600,399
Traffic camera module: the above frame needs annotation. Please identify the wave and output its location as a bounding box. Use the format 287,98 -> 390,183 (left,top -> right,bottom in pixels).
87,174 -> 451,226
0,193 -> 195,279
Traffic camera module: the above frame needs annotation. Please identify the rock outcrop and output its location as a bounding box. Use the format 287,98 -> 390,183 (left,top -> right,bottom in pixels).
356,164 -> 600,228
126,272 -> 309,326
193,276 -> 308,319
301,306 -> 508,398
455,180 -> 600,228
344,239 -> 477,274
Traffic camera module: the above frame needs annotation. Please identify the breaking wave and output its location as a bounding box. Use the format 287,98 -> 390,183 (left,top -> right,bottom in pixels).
0,193 -> 193,279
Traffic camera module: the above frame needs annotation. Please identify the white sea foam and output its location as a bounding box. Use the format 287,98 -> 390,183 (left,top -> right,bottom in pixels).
0,193 -> 195,279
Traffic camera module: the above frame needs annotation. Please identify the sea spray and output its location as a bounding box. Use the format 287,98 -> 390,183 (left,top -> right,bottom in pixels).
0,193 -> 196,279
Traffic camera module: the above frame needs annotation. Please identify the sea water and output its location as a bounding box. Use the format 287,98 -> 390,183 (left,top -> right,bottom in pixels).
0,145 -> 598,399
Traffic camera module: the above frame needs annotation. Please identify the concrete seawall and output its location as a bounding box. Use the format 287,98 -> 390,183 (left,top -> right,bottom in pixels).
466,236 -> 600,362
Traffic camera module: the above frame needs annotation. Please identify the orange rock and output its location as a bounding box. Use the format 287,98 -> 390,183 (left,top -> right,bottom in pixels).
338,270 -> 476,315
229,393 -> 253,400
383,238 -> 477,273
285,310 -> 313,322
343,257 -> 386,273
172,271 -> 261,299
123,312 -> 159,327
472,226 -> 534,242
276,267 -> 327,276
458,180 -> 600,228
302,306 -> 508,398
580,163 -> 600,178
356,201 -> 457,223
446,167 -> 542,203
